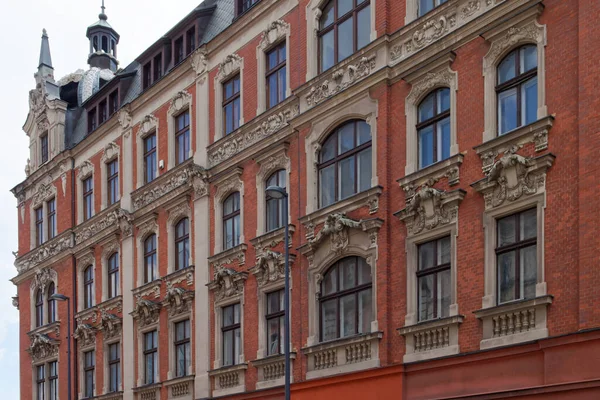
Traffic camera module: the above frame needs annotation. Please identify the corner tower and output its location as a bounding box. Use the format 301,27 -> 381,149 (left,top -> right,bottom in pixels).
86,1 -> 120,72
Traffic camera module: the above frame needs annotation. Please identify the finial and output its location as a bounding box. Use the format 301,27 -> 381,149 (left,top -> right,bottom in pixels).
42,28 -> 48,37
99,0 -> 107,20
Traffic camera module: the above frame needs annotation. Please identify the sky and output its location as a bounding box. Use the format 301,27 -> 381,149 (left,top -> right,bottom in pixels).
0,1 -> 205,396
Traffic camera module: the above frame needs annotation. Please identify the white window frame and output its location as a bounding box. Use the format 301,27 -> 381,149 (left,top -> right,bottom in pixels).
136,114 -> 160,189
213,170 -> 244,255
167,315 -> 194,380
103,338 -> 122,394
29,183 -> 58,250
255,146 -> 291,237
214,54 -> 244,141
166,201 -> 193,275
100,142 -> 120,211
136,218 -> 160,287
77,252 -> 96,313
76,161 -> 95,224
137,325 -> 160,387
167,91 -> 193,169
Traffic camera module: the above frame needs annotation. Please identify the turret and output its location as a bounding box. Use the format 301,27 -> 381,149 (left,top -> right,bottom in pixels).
86,1 -> 120,72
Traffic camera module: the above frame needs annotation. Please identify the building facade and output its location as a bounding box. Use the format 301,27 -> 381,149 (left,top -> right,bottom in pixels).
11,0 -> 600,399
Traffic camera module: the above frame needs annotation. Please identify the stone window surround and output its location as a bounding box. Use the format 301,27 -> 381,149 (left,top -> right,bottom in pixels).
404,53 -> 458,176
213,291 -> 245,370
76,251 -> 96,313
305,0 -> 377,81
100,237 -> 120,303
213,168 -> 245,255
100,141 -> 121,211
214,54 -> 245,141
136,320 -> 161,387
166,200 -> 193,275
32,357 -> 59,400
29,269 -> 59,331
78,340 -> 97,399
135,114 -> 160,190
256,20 -> 292,115
166,312 -> 194,381
304,94 -> 379,215
29,182 -> 58,251
135,216 -> 160,287
482,13 -> 547,142
76,160 -> 95,225
167,91 -> 194,169
102,336 -> 123,394
254,145 -> 291,237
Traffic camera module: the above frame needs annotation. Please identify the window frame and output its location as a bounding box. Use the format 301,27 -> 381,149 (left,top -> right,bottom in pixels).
83,350 -> 95,398
35,289 -> 44,328
236,0 -> 260,16
265,169 -> 287,233
143,330 -> 158,385
107,253 -> 120,299
265,42 -> 287,109
48,361 -> 58,400
83,176 -> 94,221
222,192 -> 241,251
221,303 -> 241,367
174,319 -> 191,377
265,289 -> 285,356
416,236 -> 451,321
175,111 -> 191,165
83,265 -> 94,309
107,159 -> 119,206
35,206 -> 44,246
175,218 -> 190,271
47,282 -> 56,324
108,342 -> 121,393
418,0 -> 448,18
144,234 -> 158,283
47,198 -> 56,240
416,88 -> 451,169
222,74 -> 241,136
40,133 -> 49,164
143,133 -> 157,184
36,364 -> 46,400
317,0 -> 371,73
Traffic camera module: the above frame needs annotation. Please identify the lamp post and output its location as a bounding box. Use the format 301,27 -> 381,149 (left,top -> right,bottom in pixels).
50,293 -> 71,400
265,185 -> 290,400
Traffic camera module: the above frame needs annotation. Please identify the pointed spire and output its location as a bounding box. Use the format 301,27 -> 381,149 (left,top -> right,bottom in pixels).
99,0 -> 107,21
38,29 -> 53,69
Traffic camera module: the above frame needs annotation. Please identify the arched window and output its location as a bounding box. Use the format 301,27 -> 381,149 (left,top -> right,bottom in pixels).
223,192 -> 241,250
318,0 -> 371,73
175,218 -> 190,271
108,253 -> 119,299
318,120 -> 371,208
144,235 -> 158,283
35,289 -> 44,327
47,282 -> 56,324
417,88 -> 450,169
497,45 -> 538,135
84,266 -> 94,309
320,257 -> 372,341
266,170 -> 286,232
102,36 -> 109,53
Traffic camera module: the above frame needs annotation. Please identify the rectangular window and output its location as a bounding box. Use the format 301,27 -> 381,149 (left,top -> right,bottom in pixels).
175,37 -> 184,64
419,0 -> 448,17
143,62 -> 152,89
48,361 -> 58,400
108,342 -> 121,392
83,176 -> 94,221
174,320 -> 191,377
109,90 -> 119,116
266,42 -> 287,109
496,208 -> 537,304
35,206 -> 44,246
186,27 -> 196,55
36,364 -> 45,400
237,0 -> 260,15
143,134 -> 157,184
417,236 -> 451,322
153,53 -> 163,82
266,290 -> 285,356
40,133 -> 49,164
84,350 -> 95,398
47,198 -> 56,240
99,99 -> 108,124
88,108 -> 97,133
222,303 -> 241,366
143,330 -> 158,384
107,159 -> 119,205
222,75 -> 241,136
175,111 -> 191,165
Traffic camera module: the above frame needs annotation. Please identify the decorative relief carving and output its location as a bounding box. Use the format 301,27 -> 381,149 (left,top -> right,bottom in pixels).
60,163 -> 68,196
396,184 -> 465,236
118,104 -> 133,130
484,22 -> 544,69
252,250 -> 284,287
259,20 -> 290,50
408,16 -> 454,53
32,182 -> 57,207
138,114 -> 159,138
169,91 -> 192,115
210,246 -> 247,270
309,213 -> 362,254
208,103 -> 299,167
101,241 -> 120,260
163,281 -> 194,317
208,267 -> 248,302
12,296 -> 18,310
191,48 -> 208,76
101,142 -> 120,162
73,323 -> 96,347
99,309 -> 122,339
217,54 -> 243,81
74,208 -> 132,244
167,202 -> 191,227
137,219 -> 158,242
15,234 -> 73,274
29,83 -> 48,118
257,153 -> 289,181
461,0 -> 481,19
31,267 -> 57,292
214,174 -> 243,203
25,159 -> 32,177
78,160 -> 94,179
407,70 -> 455,105
131,296 -> 162,327
28,333 -> 59,362
132,164 -> 208,211
306,55 -> 376,107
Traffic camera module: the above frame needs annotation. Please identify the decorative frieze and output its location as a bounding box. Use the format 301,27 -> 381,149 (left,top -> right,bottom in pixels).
15,233 -> 73,274
32,182 -> 57,208
31,267 -> 57,292
306,54 -> 376,107
208,267 -> 248,303
75,208 -> 132,244
208,102 -> 299,167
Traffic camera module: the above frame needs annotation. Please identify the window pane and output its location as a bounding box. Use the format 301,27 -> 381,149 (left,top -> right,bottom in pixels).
234,327 -> 241,364
320,1 -> 334,29
319,165 -> 336,207
268,50 -> 278,70
498,51 -> 516,84
320,30 -> 335,72
419,0 -> 434,16
521,245 -> 537,299
338,0 -> 353,17
521,76 -> 538,126
498,87 -> 518,135
418,241 -> 435,271
266,198 -> 279,232
234,303 -> 241,324
339,258 -> 356,290
338,123 -> 355,154
520,208 -> 537,240
438,117 -> 451,162
439,268 -> 451,318
267,318 -> 280,355
321,299 -> 337,341
340,294 -> 357,337
223,330 -> 233,366
357,258 -> 371,284
337,17 -> 354,63
322,268 -> 337,296
439,88 -> 450,112
223,306 -> 234,326
268,73 -> 278,108
321,135 -> 337,162
418,274 -> 434,321
498,251 -> 516,303
233,214 -> 240,247
358,288 -> 372,334
358,148 -> 372,192
498,216 -> 516,246
439,236 -> 451,264
357,6 -> 371,50
278,68 -> 287,103
418,125 -> 434,168
521,45 -> 537,73
357,121 -> 371,145
233,98 -> 240,131
338,156 -> 356,200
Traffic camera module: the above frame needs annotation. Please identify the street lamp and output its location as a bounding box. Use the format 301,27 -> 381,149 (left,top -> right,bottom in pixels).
50,293 -> 72,400
265,185 -> 290,400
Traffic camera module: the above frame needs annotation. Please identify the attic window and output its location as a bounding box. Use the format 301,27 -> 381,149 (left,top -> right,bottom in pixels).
99,100 -> 108,124
237,0 -> 260,16
102,36 -> 109,53
186,27 -> 196,55
175,37 -> 184,64
153,53 -> 163,81
143,62 -> 151,89
109,90 -> 119,115
88,108 -> 97,133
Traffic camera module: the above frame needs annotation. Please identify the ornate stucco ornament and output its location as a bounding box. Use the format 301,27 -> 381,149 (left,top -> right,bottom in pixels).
118,104 -> 133,130
191,48 -> 208,76
252,250 -> 285,287
73,323 -> 96,347
31,267 -> 57,292
99,309 -> 122,340
131,296 -> 161,327
12,296 -> 19,310
259,20 -> 290,50
15,234 -> 74,274
74,208 -> 133,244
308,213 -> 363,254
217,54 -> 243,81
28,333 -> 59,362
208,267 -> 248,302
29,82 -> 48,117
163,281 -> 194,317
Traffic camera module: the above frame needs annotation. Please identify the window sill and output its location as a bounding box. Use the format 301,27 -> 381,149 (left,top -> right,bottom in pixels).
251,353 -> 296,389
397,315 -> 464,363
163,375 -> 195,398
208,243 -> 248,269
474,295 -> 553,350
249,225 -> 295,253
398,153 -> 464,198
475,115 -> 554,173
27,320 -> 61,338
132,383 -> 162,400
300,186 -> 383,240
95,391 -> 123,400
208,363 -> 248,397
302,331 -> 383,380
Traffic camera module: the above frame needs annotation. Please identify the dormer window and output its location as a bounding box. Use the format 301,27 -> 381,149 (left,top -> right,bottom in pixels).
186,27 -> 196,55
153,54 -> 163,81
88,108 -> 97,133
40,133 -> 49,164
99,100 -> 108,124
143,62 -> 151,89
109,90 -> 119,115
236,0 -> 260,16
175,37 -> 184,64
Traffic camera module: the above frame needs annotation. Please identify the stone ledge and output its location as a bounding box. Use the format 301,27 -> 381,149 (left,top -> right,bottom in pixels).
208,363 -> 248,397
208,243 -> 248,269
163,375 -> 195,399
252,353 -> 296,390
398,153 -> 464,198
398,315 -> 464,363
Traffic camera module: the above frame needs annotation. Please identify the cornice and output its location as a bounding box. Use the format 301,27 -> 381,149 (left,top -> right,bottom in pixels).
13,231 -> 74,279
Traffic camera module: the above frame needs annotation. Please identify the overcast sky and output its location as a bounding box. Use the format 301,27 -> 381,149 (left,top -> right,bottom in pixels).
0,1 -> 204,396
